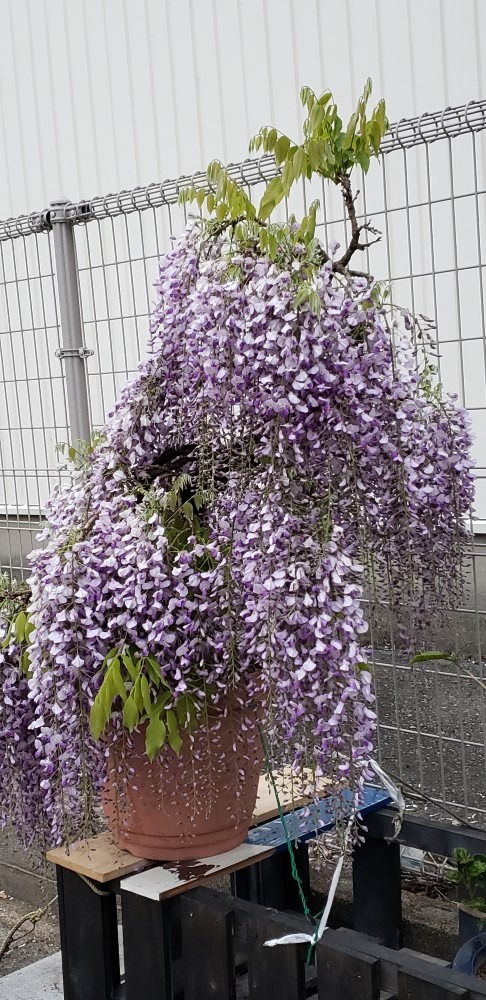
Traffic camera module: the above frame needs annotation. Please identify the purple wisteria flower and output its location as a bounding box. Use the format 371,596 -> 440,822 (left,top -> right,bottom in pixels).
0,224 -> 474,847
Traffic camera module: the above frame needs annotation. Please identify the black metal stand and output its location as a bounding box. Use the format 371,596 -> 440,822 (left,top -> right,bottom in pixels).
353,834 -> 403,949
121,890 -> 173,1000
56,867 -> 120,1000
231,842 -> 310,911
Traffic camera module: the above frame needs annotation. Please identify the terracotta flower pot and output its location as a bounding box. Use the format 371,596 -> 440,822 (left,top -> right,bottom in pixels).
103,697 -> 263,861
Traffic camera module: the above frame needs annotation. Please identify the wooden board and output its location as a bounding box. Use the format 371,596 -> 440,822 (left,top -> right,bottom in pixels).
46,831 -> 149,883
252,768 -> 333,824
47,767 -> 333,883
120,843 -> 276,901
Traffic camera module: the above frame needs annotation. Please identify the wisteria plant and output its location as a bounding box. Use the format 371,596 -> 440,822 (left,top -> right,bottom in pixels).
0,81 -> 475,849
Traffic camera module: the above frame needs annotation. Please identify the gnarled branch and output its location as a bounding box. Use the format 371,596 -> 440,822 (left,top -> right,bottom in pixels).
334,173 -> 381,272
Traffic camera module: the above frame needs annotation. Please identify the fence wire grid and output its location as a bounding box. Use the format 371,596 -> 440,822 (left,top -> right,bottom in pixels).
0,99 -> 486,824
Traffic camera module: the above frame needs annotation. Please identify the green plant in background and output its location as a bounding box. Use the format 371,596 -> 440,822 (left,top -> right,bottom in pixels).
448,849 -> 486,913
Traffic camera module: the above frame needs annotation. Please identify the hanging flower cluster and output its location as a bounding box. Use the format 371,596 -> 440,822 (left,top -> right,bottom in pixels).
0,224 -> 474,847
0,81 -> 475,848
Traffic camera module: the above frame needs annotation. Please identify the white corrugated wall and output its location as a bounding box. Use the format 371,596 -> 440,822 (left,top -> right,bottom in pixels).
0,0 -> 484,215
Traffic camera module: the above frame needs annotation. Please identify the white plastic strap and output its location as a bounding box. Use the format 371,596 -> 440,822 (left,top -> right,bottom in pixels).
264,760 -> 404,949
265,818 -> 352,948
367,759 -> 405,838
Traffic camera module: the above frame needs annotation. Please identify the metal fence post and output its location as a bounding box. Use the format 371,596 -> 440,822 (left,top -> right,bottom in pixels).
50,198 -> 92,445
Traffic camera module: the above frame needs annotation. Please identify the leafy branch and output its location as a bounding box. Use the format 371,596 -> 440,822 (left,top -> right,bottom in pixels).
180,78 -> 388,302
90,644 -> 203,759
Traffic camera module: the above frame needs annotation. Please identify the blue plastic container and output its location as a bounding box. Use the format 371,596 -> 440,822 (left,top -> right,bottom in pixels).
452,932 -> 486,977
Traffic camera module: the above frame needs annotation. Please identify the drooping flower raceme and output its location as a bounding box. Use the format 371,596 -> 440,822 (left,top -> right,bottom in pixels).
0,225 -> 474,846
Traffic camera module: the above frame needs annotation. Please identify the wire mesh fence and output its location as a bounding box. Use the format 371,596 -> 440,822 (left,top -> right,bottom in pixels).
0,99 -> 486,823
0,226 -> 68,575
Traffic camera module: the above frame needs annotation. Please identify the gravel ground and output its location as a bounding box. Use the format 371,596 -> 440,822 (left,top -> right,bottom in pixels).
0,891 -> 59,979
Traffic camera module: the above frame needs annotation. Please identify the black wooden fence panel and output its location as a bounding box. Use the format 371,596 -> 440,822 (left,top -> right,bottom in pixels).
175,889 -> 486,1000
52,807 -> 486,999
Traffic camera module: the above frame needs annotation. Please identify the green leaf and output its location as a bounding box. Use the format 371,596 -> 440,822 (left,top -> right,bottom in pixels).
259,177 -> 284,219
267,233 -> 278,259
20,649 -> 31,675
265,128 -> 277,150
296,215 -> 308,240
374,99 -> 387,135
196,188 -> 206,209
446,870 -> 461,884
24,619 -> 35,643
90,700 -> 106,741
121,651 -> 139,682
132,676 -> 144,713
469,860 -> 486,878
182,501 -> 193,521
356,150 -> 370,173
104,669 -> 116,708
89,671 -> 115,740
154,691 -> 171,712
140,674 -> 153,716
105,647 -> 121,668
410,651 -> 456,665
300,86 -> 316,111
362,77 -> 373,104
166,709 -> 183,754
168,730 -> 183,755
343,111 -> 358,149
292,147 -> 307,179
308,290 -> 321,315
206,160 -> 223,183
308,104 -> 325,133
14,611 -> 27,645
258,202 -> 275,223
215,170 -> 227,200
146,656 -> 163,688
145,714 -> 167,760
307,140 -> 321,171
206,192 -> 215,213
165,491 -> 177,513
176,695 -> 189,727
166,709 -> 178,736
111,659 -> 127,703
274,135 -> 290,164
216,202 -> 228,222
123,695 -> 139,732
294,286 -> 310,308
281,159 -> 294,196
369,119 -> 383,155
1,624 -> 12,649
356,661 -> 373,673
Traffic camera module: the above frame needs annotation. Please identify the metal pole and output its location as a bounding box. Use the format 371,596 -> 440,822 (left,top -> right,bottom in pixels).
50,198 -> 92,445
